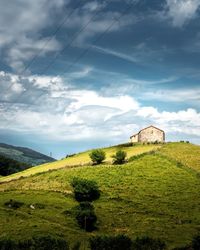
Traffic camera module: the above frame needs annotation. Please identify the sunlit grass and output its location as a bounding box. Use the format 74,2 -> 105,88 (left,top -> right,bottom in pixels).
0,150 -> 200,249
0,144 -> 160,183
160,142 -> 200,173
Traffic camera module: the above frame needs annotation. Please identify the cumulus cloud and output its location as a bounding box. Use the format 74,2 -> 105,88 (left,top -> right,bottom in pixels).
166,0 -> 200,27
0,71 -> 200,142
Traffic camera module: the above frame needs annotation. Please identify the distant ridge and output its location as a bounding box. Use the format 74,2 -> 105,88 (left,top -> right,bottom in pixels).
0,143 -> 55,166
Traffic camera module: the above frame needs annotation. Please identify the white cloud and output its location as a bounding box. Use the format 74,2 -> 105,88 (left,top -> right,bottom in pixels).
68,66 -> 93,79
166,0 -> 200,27
0,71 -> 199,143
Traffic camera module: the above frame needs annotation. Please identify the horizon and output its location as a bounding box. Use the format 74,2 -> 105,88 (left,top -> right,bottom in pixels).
0,0 -> 200,159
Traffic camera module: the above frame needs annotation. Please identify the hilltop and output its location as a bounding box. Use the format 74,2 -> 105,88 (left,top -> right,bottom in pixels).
0,142 -> 200,249
0,143 -> 160,183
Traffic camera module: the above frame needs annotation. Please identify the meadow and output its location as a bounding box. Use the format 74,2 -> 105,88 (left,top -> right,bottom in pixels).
0,142 -> 200,249
0,143 -> 160,183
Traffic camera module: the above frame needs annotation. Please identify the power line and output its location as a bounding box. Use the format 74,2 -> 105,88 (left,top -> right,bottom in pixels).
3,5 -> 101,110
3,0 -> 139,129
2,0 -> 83,95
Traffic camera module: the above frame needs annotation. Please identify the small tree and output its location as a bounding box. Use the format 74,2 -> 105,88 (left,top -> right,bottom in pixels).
112,150 -> 127,164
89,149 -> 106,165
71,178 -> 100,202
74,202 -> 97,232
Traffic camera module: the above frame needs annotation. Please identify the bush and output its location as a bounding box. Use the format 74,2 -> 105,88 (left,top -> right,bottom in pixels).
132,236 -> 166,250
30,236 -> 68,250
90,235 -> 132,250
116,142 -> 134,147
71,241 -> 81,250
71,178 -> 100,202
0,236 -> 69,250
4,199 -> 24,209
172,246 -> 191,250
74,202 -> 97,232
65,153 -> 75,158
89,149 -> 106,164
0,239 -> 17,249
192,235 -> 200,250
112,150 -> 127,164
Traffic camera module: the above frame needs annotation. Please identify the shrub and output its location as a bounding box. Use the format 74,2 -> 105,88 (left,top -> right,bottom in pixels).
112,150 -> 127,164
116,142 -> 134,147
0,236 -> 69,250
89,149 -> 106,164
74,202 -> 97,232
132,236 -> 166,250
172,246 -> 191,250
0,239 -> 17,249
71,178 -> 100,202
65,153 -> 75,158
71,241 -> 81,250
4,199 -> 24,209
192,235 -> 200,250
30,236 -> 69,250
75,201 -> 94,210
90,235 -> 132,250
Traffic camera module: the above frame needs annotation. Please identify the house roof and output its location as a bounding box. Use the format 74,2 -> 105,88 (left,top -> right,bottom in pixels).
130,125 -> 164,139
130,133 -> 138,139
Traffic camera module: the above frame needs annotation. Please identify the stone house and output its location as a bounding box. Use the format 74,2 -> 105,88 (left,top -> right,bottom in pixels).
130,125 -> 165,143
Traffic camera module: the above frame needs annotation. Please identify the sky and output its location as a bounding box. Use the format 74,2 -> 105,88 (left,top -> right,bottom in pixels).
0,0 -> 200,159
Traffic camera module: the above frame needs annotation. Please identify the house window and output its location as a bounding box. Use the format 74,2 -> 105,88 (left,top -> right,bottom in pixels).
151,130 -> 153,134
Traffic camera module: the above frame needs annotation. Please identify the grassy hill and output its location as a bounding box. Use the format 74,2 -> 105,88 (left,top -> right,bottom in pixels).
0,143 -> 160,183
0,143 -> 55,166
0,142 -> 200,249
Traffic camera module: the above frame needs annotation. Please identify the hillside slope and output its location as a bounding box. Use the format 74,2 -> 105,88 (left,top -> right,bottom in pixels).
0,143 -> 55,166
159,142 -> 200,172
0,143 -> 200,249
0,144 -> 160,183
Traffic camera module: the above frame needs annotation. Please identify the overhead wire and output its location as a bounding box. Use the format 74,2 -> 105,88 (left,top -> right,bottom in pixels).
2,0 -> 139,129
2,0 -> 83,95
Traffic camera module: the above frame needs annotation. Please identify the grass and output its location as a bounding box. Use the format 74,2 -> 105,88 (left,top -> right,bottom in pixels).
159,142 -> 200,173
0,143 -> 200,249
0,144 -> 160,183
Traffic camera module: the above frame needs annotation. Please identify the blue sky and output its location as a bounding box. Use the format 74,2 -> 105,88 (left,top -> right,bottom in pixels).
0,0 -> 200,158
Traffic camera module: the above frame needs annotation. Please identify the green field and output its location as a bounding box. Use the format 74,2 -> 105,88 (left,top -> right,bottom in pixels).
159,142 -> 200,173
0,142 -> 200,249
0,144 -> 160,183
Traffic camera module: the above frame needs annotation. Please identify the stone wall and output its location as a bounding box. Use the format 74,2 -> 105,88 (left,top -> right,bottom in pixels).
130,134 -> 138,143
138,127 -> 164,142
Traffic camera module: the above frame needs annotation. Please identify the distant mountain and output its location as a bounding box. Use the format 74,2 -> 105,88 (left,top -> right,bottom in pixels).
0,143 -> 55,166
